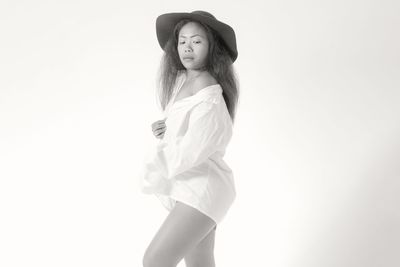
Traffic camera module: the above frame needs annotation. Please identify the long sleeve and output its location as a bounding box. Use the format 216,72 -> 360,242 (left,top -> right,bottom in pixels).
150,100 -> 231,181
140,82 -> 237,224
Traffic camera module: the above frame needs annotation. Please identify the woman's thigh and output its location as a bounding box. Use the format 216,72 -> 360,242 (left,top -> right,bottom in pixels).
143,201 -> 217,267
184,224 -> 216,267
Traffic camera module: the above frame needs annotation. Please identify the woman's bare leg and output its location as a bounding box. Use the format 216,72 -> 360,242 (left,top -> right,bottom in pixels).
184,224 -> 216,267
143,201 -> 217,267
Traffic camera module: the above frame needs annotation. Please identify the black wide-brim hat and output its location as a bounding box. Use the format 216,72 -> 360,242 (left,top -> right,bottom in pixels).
156,10 -> 238,62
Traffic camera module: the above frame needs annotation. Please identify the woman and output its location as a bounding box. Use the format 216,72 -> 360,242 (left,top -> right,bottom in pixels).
141,10 -> 239,267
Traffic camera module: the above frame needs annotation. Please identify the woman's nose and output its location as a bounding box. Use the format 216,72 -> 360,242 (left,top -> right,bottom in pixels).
184,44 -> 192,52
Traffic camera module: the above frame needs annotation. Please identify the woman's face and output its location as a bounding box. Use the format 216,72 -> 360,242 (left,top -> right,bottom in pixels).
177,22 -> 209,70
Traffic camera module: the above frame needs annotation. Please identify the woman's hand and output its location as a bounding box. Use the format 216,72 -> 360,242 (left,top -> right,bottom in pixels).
151,118 -> 166,139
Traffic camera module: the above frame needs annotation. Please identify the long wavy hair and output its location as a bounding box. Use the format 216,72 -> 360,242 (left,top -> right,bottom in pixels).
157,19 -> 239,123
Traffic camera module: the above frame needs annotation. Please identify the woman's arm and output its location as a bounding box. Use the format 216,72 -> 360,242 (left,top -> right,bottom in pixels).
150,101 -> 231,180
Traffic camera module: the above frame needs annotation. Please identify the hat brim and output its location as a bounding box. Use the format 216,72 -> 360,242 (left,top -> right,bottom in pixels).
156,12 -> 238,62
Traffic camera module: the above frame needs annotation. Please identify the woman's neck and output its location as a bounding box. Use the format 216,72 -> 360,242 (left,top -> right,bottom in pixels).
185,69 -> 206,82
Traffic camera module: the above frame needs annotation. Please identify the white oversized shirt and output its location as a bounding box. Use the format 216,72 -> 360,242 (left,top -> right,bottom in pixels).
140,71 -> 236,224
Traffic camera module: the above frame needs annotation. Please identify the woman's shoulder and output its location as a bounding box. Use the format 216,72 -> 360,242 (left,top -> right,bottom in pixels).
192,72 -> 218,93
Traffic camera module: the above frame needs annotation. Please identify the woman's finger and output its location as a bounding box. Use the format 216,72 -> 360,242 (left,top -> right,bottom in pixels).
153,127 -> 164,134
151,120 -> 164,128
154,124 -> 166,131
155,131 -> 164,138
154,128 -> 166,135
152,122 -> 165,130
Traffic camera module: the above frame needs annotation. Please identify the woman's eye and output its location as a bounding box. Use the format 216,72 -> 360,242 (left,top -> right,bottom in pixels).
179,40 -> 200,44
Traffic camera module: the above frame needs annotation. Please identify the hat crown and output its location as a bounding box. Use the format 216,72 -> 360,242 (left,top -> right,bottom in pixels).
191,10 -> 216,20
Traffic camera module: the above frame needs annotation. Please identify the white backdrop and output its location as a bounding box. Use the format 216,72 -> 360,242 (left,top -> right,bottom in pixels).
1,1 -> 399,266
